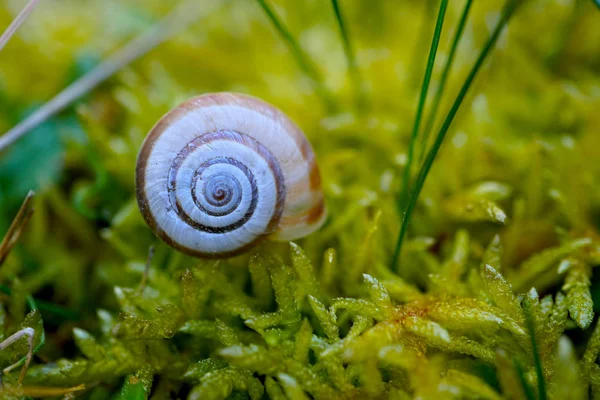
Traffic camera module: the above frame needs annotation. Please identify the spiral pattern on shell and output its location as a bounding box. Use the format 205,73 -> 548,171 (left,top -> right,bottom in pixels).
135,92 -> 326,257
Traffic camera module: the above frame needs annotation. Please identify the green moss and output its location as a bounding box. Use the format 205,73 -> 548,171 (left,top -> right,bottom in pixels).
0,0 -> 599,398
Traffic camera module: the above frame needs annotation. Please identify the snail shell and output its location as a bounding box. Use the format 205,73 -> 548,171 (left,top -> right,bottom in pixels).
135,92 -> 326,257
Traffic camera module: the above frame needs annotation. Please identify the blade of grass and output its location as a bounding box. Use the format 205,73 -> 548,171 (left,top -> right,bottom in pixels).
330,0 -> 365,111
0,284 -> 80,320
0,0 -> 40,53
512,358 -> 537,400
524,308 -> 547,400
0,0 -> 226,152
392,0 -> 523,272
409,1 -> 436,89
393,0 -> 448,257
256,0 -> 335,110
418,0 -> 473,163
0,190 -> 35,266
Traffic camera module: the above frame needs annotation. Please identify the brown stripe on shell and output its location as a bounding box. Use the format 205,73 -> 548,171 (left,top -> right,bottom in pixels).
183,92 -> 321,188
139,173 -> 271,258
306,196 -> 326,225
278,194 -> 326,228
135,141 -> 161,243
137,171 -> 276,259
166,130 -> 285,235
137,131 -> 287,258
138,92 -> 323,194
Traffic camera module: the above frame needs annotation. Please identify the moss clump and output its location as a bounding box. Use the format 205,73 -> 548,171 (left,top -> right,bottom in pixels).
0,0 -> 600,398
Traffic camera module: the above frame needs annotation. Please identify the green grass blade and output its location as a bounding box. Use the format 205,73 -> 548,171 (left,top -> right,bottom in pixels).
0,284 -> 80,320
524,310 -> 547,400
256,0 -> 335,110
513,359 -> 537,400
0,190 -> 34,265
392,0 -> 448,267
409,1 -> 436,89
330,0 -> 365,111
418,0 -> 473,163
392,0 -> 523,272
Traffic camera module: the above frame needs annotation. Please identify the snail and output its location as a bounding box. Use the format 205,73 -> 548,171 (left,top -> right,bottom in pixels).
135,92 -> 326,257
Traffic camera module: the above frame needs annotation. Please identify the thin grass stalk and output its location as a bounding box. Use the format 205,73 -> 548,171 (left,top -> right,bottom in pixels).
409,1 -> 436,89
392,0 -> 448,263
0,0 -> 225,152
525,311 -> 547,400
257,0 -> 334,110
418,0 -> 473,163
330,0 -> 365,111
0,190 -> 35,265
513,359 -> 537,400
392,0 -> 523,272
0,284 -> 79,320
0,0 -> 40,53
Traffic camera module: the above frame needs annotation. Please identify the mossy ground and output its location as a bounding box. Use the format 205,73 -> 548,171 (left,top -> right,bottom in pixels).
0,0 -> 599,399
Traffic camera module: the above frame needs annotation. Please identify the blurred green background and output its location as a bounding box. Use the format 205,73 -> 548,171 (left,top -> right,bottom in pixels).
0,0 -> 599,398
